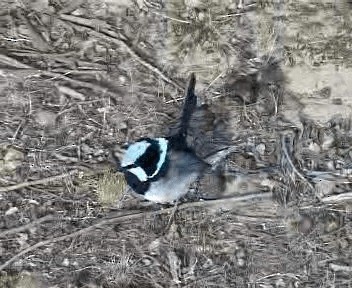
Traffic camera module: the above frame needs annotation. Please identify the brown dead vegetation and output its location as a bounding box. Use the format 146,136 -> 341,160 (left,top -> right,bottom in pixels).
0,0 -> 352,287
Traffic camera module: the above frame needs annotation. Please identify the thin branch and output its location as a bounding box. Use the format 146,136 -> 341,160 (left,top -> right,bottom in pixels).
321,192 -> 352,203
215,12 -> 245,19
329,263 -> 352,273
0,54 -> 32,69
0,56 -> 120,100
0,214 -> 55,237
281,135 -> 315,191
0,192 -> 271,271
59,14 -> 184,91
150,11 -> 191,24
0,170 -> 78,192
205,71 -> 224,90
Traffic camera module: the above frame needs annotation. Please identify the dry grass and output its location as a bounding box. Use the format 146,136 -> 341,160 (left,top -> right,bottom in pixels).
0,0 -> 351,287
96,170 -> 126,207
0,273 -> 41,288
101,253 -> 137,288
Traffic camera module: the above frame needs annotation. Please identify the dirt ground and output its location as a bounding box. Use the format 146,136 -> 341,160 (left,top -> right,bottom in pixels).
0,0 -> 352,287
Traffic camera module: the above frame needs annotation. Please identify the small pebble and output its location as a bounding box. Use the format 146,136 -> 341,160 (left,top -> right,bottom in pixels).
331,98 -> 342,105
5,207 -> 19,216
27,199 -> 39,205
308,142 -> 321,153
256,143 -> 266,155
325,220 -> 339,233
62,258 -> 70,267
93,149 -> 104,157
237,258 -> 245,267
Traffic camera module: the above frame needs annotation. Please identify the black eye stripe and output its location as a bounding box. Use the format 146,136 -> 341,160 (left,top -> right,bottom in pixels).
122,138 -> 169,188
135,139 -> 162,177
123,138 -> 168,178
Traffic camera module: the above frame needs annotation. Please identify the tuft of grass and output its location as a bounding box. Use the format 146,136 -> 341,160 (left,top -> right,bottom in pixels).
96,170 -> 126,206
0,273 -> 41,288
103,253 -> 137,288
0,275 -> 17,288
15,273 -> 40,288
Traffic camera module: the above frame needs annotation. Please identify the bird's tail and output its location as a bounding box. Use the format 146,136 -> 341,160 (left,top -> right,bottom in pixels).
179,73 -> 197,137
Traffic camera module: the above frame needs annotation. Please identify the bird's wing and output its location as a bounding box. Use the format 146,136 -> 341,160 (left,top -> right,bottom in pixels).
185,104 -> 235,161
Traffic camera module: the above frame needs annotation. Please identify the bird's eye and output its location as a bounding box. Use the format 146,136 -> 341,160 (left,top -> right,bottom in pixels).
122,142 -> 129,149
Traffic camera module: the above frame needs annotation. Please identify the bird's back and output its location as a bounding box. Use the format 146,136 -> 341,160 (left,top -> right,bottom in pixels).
144,149 -> 206,203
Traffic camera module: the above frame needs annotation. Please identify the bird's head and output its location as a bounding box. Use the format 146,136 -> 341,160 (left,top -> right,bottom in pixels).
112,138 -> 169,182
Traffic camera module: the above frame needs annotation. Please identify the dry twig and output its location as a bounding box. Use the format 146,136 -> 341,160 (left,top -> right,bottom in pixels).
321,192 -> 352,203
58,14 -> 184,92
281,135 -> 315,191
0,214 -> 55,237
0,192 -> 271,271
0,170 -> 78,192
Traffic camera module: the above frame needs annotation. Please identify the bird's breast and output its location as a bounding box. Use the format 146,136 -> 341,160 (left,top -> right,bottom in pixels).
143,150 -> 205,203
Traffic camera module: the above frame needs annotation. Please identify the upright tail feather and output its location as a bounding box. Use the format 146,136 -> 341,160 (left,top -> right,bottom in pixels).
179,73 -> 197,137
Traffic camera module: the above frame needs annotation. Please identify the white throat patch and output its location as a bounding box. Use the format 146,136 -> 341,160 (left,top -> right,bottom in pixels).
128,167 -> 148,182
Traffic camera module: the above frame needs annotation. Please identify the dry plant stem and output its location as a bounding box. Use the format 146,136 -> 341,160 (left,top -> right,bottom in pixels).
41,71 -> 116,98
281,135 -> 315,191
150,11 -> 191,24
184,274 -> 223,288
58,0 -> 85,14
106,35 -> 184,91
0,215 -> 55,237
1,55 -> 118,100
0,170 -> 78,192
165,200 -> 179,232
58,14 -> 184,91
321,192 -> 352,203
0,192 -> 271,272
329,263 -> 352,273
0,54 -> 30,68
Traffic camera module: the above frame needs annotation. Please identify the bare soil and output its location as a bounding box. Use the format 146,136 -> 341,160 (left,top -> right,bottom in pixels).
0,1 -> 352,287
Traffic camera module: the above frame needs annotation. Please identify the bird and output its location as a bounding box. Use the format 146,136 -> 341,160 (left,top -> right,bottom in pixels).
113,73 -> 208,204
